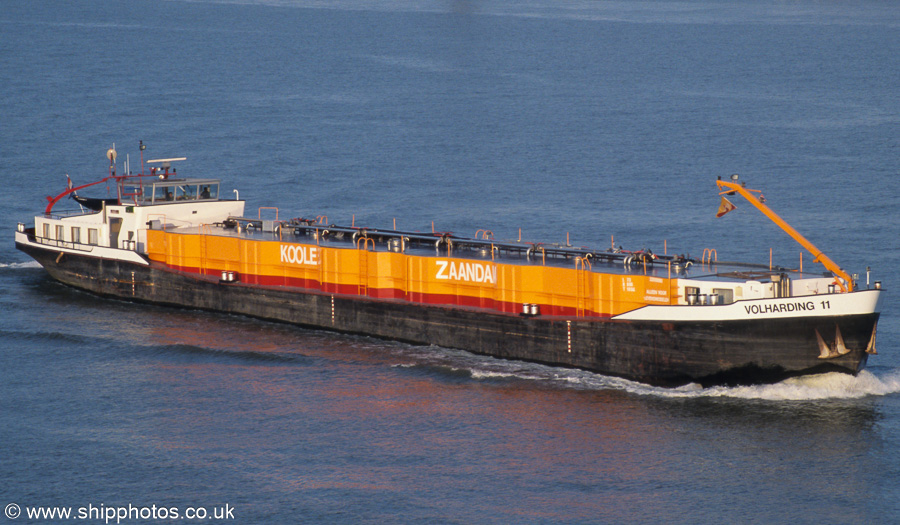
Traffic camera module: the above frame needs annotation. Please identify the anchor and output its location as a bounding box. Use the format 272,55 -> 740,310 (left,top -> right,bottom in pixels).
816,325 -> 853,359
866,323 -> 878,355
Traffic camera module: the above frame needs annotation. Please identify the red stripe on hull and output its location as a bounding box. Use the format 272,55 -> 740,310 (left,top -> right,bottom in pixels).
167,263 -> 608,318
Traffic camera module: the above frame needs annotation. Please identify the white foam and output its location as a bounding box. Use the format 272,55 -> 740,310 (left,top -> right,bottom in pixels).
389,342 -> 900,401
470,369 -> 544,381
557,369 -> 900,401
456,353 -> 900,401
696,370 -> 900,401
0,261 -> 41,269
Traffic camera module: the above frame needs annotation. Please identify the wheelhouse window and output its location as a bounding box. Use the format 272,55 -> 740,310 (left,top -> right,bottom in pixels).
88,228 -> 98,245
55,225 -> 65,241
176,184 -> 197,201
71,227 -> 81,244
198,184 -> 218,200
151,180 -> 219,203
153,185 -> 175,202
42,223 -> 50,239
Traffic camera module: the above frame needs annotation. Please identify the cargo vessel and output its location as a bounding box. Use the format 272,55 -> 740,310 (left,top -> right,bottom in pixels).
15,144 -> 883,386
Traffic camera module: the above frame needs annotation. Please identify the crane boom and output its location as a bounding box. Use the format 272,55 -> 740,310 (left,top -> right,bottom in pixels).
716,178 -> 852,292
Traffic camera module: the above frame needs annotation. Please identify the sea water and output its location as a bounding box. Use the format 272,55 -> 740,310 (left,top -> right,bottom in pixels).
1,1 -> 899,523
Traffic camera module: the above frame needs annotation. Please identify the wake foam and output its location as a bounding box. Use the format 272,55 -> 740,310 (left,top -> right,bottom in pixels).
395,347 -> 900,401
559,369 -> 900,401
0,261 -> 41,269
692,370 -> 900,401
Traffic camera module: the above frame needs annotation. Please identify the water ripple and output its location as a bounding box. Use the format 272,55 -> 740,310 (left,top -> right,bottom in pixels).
149,343 -> 314,364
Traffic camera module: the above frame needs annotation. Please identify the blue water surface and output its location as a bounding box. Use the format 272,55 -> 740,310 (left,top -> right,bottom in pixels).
1,0 -> 899,523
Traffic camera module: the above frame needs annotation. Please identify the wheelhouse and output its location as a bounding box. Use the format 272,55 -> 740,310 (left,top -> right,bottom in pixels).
119,179 -> 221,206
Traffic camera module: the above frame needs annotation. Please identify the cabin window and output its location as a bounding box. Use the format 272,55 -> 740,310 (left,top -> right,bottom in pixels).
153,185 -> 175,202
42,223 -> 50,239
712,288 -> 734,305
198,184 -> 217,200
176,184 -> 197,201
88,228 -> 99,245
71,227 -> 81,244
55,225 -> 65,241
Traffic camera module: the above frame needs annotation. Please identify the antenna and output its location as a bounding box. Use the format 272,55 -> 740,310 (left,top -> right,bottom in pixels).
146,157 -> 186,179
139,140 -> 146,174
146,157 -> 187,167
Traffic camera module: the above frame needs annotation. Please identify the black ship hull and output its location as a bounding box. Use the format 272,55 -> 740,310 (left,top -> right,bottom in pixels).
17,240 -> 876,387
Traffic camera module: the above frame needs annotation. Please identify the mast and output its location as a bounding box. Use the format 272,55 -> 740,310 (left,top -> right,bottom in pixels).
716,176 -> 853,292
140,140 -> 146,175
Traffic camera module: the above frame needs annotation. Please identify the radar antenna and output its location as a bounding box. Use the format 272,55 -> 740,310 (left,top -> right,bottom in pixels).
146,157 -> 187,179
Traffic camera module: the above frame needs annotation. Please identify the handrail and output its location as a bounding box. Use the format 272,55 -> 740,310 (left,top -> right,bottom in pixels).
575,256 -> 592,271
258,207 -> 279,221
475,229 -> 494,240
276,217 -> 694,269
716,178 -> 852,291
34,236 -> 95,252
356,237 -> 375,251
